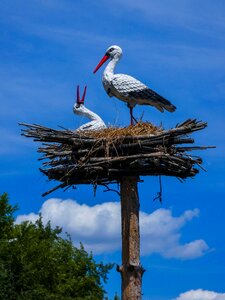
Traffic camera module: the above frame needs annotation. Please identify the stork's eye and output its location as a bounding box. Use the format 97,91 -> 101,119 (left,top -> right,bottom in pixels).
109,47 -> 114,52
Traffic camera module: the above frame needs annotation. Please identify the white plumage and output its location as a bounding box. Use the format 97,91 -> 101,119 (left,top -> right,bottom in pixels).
73,86 -> 106,131
93,45 -> 176,124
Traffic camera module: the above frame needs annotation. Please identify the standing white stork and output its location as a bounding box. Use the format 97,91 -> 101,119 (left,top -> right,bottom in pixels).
73,85 -> 106,131
93,45 -> 176,125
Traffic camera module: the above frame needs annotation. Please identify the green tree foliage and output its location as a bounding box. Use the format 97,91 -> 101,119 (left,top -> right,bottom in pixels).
0,193 -> 113,300
0,192 -> 18,239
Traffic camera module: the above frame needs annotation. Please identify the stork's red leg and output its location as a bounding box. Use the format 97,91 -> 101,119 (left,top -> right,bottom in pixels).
129,107 -> 138,125
130,107 -> 133,125
132,115 -> 138,124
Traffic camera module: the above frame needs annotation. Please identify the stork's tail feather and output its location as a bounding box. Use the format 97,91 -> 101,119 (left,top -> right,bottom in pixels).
152,100 -> 176,113
153,94 -> 176,112
138,87 -> 176,113
165,103 -> 176,112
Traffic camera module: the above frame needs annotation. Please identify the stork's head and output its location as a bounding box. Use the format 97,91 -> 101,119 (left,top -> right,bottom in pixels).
73,85 -> 87,114
105,45 -> 123,59
93,45 -> 122,73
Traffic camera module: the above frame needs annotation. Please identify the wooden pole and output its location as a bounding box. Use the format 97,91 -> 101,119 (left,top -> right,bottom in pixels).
118,176 -> 145,300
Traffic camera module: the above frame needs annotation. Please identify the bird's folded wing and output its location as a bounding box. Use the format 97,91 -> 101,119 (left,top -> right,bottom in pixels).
112,74 -> 176,112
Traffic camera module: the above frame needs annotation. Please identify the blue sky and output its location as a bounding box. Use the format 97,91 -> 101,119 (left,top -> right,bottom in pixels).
1,0 -> 225,299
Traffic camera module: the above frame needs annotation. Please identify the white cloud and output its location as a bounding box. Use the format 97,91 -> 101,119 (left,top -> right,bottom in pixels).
16,200 -> 121,253
174,289 -> 225,300
16,198 -> 209,258
140,208 -> 209,259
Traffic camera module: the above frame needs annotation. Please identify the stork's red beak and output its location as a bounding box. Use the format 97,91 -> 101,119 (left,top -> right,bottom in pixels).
77,85 -> 87,104
93,54 -> 110,74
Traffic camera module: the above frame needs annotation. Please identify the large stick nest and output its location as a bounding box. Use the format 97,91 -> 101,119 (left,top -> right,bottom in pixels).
20,119 -> 213,196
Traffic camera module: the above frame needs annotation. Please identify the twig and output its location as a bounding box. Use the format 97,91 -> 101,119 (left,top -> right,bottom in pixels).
102,184 -> 121,196
153,176 -> 163,203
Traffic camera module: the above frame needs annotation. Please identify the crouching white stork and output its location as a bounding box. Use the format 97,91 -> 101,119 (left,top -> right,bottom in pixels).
93,45 -> 176,125
73,85 -> 106,131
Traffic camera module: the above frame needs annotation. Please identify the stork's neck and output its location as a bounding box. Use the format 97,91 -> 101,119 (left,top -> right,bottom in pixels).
103,56 -> 120,81
79,105 -> 103,122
